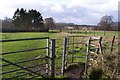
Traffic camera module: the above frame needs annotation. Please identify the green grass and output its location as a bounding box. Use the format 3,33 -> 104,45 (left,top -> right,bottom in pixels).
1,30 -> 119,78
2,32 -> 56,78
1,32 -> 67,78
65,30 -> 118,37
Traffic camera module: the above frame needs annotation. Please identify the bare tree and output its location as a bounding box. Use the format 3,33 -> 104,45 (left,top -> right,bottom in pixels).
44,17 -> 55,30
98,15 -> 114,36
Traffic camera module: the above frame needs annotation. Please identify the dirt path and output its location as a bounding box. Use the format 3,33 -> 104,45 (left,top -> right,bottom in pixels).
64,62 -> 85,80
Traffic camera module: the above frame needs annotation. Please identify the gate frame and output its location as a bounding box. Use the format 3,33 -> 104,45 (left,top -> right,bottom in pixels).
1,37 -> 56,79
61,36 -> 88,76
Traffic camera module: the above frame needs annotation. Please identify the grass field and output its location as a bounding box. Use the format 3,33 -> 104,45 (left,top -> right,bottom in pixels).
1,30 -> 119,78
1,32 -> 67,78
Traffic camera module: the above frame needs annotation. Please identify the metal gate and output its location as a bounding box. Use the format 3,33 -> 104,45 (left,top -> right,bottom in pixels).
62,36 -> 89,75
0,37 -> 56,79
62,36 -> 103,76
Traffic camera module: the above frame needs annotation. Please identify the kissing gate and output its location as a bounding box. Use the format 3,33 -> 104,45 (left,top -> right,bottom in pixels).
0,36 -> 103,79
61,36 -> 103,76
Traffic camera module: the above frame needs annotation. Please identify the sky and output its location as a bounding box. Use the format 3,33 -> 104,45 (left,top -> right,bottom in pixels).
0,0 -> 118,25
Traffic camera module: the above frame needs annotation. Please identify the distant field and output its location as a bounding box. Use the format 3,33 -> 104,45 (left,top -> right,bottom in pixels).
1,30 -> 119,78
65,30 -> 118,37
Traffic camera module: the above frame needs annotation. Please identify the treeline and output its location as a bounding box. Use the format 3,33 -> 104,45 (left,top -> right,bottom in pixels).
1,8 -> 79,32
2,8 -> 52,32
1,8 -> 119,32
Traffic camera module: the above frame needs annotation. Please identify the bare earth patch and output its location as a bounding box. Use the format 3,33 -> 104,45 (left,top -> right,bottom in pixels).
64,62 -> 85,80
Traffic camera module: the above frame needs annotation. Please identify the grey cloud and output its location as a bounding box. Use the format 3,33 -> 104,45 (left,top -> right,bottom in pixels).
2,0 -> 117,25
38,5 -> 101,24
40,5 -> 90,19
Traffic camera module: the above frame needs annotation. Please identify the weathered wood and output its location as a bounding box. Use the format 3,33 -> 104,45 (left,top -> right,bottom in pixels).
50,39 -> 56,78
72,36 -> 74,63
110,36 -> 115,54
85,37 -> 91,75
91,36 -> 100,40
46,38 -> 49,75
65,37 -> 69,69
99,37 -> 103,54
62,37 -> 67,76
95,44 -> 99,54
90,51 -> 95,54
90,44 -> 96,47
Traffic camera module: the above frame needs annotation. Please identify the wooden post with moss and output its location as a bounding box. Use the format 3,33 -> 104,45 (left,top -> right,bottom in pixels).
72,36 -> 74,63
85,37 -> 91,76
110,36 -> 115,54
99,37 -> 103,55
46,38 -> 49,75
50,39 -> 56,78
62,37 -> 67,76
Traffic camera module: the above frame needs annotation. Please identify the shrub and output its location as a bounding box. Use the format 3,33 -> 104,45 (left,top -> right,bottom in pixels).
89,68 -> 103,80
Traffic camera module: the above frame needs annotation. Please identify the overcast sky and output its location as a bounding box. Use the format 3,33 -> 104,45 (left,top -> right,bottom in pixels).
0,0 -> 118,25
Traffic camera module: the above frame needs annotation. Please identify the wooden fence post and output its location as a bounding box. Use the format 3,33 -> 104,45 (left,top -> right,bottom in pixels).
62,37 -> 67,76
46,38 -> 49,75
99,37 -> 103,55
66,37 -> 69,69
110,36 -> 115,54
72,36 -> 74,63
85,37 -> 91,76
50,39 -> 56,78
98,37 -> 104,70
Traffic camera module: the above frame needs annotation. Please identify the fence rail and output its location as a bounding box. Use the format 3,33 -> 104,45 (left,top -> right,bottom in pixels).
0,37 -> 57,79
2,47 -> 48,55
0,37 -> 49,42
1,35 -> 116,79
